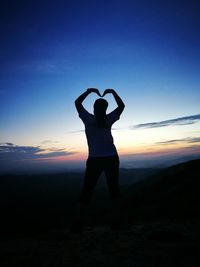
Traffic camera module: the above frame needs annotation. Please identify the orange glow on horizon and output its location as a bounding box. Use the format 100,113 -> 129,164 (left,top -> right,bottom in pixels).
35,151 -> 87,163
35,142 -> 200,163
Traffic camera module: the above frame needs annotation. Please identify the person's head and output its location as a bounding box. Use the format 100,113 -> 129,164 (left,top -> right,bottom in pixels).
93,98 -> 108,116
93,98 -> 108,128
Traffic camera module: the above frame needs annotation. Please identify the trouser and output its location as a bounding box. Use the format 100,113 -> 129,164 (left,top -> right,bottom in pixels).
80,155 -> 121,204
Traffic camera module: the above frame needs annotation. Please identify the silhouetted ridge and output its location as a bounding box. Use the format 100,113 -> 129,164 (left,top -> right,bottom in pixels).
126,159 -> 200,219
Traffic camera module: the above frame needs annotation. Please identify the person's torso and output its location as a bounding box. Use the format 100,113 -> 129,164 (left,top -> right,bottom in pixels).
78,107 -> 120,157
85,116 -> 117,157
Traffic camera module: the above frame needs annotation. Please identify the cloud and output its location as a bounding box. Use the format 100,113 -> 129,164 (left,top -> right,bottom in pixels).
2,142 -> 15,146
131,114 -> 200,129
0,143 -> 43,154
68,130 -> 85,134
41,140 -> 60,145
38,151 -> 73,158
0,143 -> 76,161
156,137 -> 200,145
70,113 -> 200,134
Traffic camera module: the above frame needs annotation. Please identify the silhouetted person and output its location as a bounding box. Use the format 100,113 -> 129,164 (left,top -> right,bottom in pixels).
72,88 -> 125,231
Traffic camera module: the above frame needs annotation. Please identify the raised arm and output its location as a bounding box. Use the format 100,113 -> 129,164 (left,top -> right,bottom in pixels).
75,88 -> 101,112
102,89 -> 125,114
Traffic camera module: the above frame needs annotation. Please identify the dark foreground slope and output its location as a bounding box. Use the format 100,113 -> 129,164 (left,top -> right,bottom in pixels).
0,159 -> 199,234
1,160 -> 200,267
0,168 -> 159,234
0,172 -> 82,234
123,159 -> 200,221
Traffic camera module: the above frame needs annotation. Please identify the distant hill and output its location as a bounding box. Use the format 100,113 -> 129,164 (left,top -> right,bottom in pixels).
124,159 -> 200,220
0,159 -> 199,234
119,168 -> 160,185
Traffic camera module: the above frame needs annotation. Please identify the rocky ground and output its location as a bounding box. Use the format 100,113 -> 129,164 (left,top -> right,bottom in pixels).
1,220 -> 200,267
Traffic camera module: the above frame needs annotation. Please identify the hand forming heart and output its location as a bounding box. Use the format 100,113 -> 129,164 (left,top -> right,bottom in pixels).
87,88 -> 115,97
102,89 -> 115,97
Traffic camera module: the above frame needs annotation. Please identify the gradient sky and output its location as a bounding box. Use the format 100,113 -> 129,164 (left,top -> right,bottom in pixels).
0,0 -> 200,173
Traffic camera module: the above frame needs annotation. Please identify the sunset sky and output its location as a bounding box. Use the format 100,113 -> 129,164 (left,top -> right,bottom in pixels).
1,0 -> 200,173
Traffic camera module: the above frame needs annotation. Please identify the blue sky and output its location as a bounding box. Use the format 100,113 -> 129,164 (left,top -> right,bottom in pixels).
0,0 -> 200,173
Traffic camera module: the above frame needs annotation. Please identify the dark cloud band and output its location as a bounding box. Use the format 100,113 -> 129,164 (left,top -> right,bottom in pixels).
156,137 -> 200,145
131,114 -> 200,129
0,143 -> 76,161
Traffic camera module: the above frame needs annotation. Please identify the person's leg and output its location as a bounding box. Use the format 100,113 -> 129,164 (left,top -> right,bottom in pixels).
104,155 -> 121,200
104,156 -> 125,229
80,157 -> 103,204
70,158 -> 102,232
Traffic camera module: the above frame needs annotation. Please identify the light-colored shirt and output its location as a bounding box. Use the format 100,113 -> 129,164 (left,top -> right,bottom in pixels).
79,108 -> 120,157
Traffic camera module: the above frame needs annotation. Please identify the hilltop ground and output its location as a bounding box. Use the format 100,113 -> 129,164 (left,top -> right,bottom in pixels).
1,159 -> 200,266
1,220 -> 200,267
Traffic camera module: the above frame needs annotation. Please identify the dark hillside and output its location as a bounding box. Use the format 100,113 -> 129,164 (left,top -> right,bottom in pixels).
0,160 -> 199,235
124,159 -> 200,220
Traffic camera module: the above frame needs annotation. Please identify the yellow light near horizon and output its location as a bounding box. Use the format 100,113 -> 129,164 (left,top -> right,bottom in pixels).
112,125 -> 200,156
11,120 -> 199,165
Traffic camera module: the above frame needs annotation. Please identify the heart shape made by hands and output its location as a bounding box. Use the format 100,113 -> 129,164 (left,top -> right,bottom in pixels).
87,88 -> 114,97
101,89 -> 114,97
